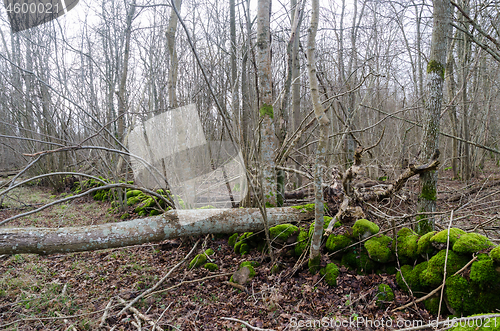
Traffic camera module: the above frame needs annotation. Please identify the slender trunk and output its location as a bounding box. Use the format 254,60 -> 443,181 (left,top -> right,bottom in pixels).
291,0 -> 302,189
256,0 -> 277,207
446,34 -> 460,179
417,0 -> 450,235
167,0 -> 182,108
307,0 -> 330,272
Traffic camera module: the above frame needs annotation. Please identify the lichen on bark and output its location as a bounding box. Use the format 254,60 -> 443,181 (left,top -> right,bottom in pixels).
427,60 -> 445,79
259,104 -> 274,119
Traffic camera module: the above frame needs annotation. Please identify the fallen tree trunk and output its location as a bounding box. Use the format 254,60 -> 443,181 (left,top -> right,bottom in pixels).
0,208 -> 312,255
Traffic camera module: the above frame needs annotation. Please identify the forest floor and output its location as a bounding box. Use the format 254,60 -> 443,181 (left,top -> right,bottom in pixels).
0,161 -> 499,330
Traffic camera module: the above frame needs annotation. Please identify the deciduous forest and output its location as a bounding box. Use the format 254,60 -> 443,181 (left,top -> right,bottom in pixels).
1,0 -> 500,329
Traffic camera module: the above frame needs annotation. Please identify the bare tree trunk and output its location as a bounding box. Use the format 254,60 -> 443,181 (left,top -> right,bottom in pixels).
256,0 -> 277,207
0,208 -> 313,255
291,0 -> 302,189
167,0 -> 182,108
446,32 -> 460,179
307,0 -> 330,272
416,0 -> 450,235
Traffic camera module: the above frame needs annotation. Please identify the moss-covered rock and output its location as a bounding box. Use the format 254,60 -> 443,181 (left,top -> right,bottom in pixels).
238,261 -> 257,278
445,275 -> 477,315
364,235 -> 394,263
323,263 -> 340,287
205,248 -> 215,256
294,229 -> 309,257
352,219 -> 379,239
326,234 -> 353,253
239,243 -> 250,255
397,227 -> 419,260
228,233 -> 239,247
269,224 -> 299,242
421,250 -> 469,287
204,263 -> 219,271
417,231 -> 437,256
340,249 -> 358,270
188,254 -> 207,269
470,256 -> 500,287
357,249 -> 377,274
396,265 -> 414,293
453,233 -> 494,254
376,283 -> 394,307
431,228 -> 466,250
308,255 -> 321,274
424,296 -> 443,315
491,246 -> 500,264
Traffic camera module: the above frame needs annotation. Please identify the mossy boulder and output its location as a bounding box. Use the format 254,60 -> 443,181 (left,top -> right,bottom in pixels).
396,265 -> 414,292
321,263 -> 340,287
424,296 -> 444,315
420,250 -> 469,287
364,235 -> 394,263
326,234 -> 353,253
188,254 -> 207,269
470,255 -> 500,288
269,224 -> 299,242
417,231 -> 437,256
239,261 -> 258,277
431,228 -> 466,250
340,249 -> 358,270
204,263 -> 219,271
396,262 -> 428,296
233,232 -> 259,255
294,229 -> 310,256
351,219 -> 379,239
453,233 -> 494,254
357,249 -> 377,274
490,246 -> 500,264
397,227 -> 419,260
376,283 -> 395,307
205,248 -> 215,256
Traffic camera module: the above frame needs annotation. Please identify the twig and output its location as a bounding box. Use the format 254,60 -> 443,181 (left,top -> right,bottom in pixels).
54,312 -> 78,331
223,281 -> 247,292
145,273 -> 233,298
99,298 -> 113,327
393,255 -> 478,311
438,210 -> 454,319
117,296 -> 163,331
220,317 -> 275,331
118,240 -> 200,316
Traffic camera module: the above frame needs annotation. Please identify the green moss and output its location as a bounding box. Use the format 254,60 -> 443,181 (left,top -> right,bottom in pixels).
188,254 -> 207,269
396,265 -> 414,292
417,231 -> 437,255
470,257 -> 499,288
364,235 -> 394,263
420,182 -> 437,201
453,233 -> 494,254
239,243 -> 250,255
340,249 -> 358,270
421,250 -> 469,287
397,227 -> 419,260
357,249 -> 377,274
294,229 -> 310,256
324,263 -> 340,287
149,209 -> 160,216
259,103 -> 274,119
427,60 -> 445,79
308,255 -> 321,274
238,262 -> 257,278
326,234 -> 353,253
424,296 -> 444,315
269,224 -> 299,241
376,284 -> 395,307
490,246 -> 500,264
431,228 -> 467,249
204,263 -> 219,271
416,214 -> 434,236
352,219 -> 379,239
445,275 -> 481,315
228,233 -> 239,247
205,248 -> 215,256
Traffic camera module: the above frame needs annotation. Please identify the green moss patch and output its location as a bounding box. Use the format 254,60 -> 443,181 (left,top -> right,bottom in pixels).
491,246 -> 500,264
352,219 -> 379,239
431,228 -> 466,249
188,254 -> 207,269
259,104 -> 274,119
376,283 -> 395,307
204,263 -> 219,271
228,233 -> 239,247
453,233 -> 494,254
420,250 -> 469,287
364,235 -> 394,263
294,229 -> 310,257
470,256 -> 500,287
322,263 -> 340,287
326,234 -> 353,253
397,227 -> 419,260
269,224 -> 299,242
417,231 -> 437,255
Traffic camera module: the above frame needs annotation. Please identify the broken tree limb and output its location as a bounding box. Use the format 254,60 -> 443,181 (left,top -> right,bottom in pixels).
0,207 -> 313,255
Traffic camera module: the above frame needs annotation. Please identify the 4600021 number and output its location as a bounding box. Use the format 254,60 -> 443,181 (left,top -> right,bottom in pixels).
5,1 -> 59,14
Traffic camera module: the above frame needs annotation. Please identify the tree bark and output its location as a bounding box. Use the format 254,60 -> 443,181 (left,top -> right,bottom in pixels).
417,0 -> 450,235
306,0 -> 330,271
256,0 -> 277,207
0,208 -> 313,255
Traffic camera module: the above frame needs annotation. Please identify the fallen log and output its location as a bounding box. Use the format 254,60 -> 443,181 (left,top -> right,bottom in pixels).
0,207 -> 313,255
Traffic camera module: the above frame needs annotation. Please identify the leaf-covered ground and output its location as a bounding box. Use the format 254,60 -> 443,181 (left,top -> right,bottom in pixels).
1,162 -> 499,330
